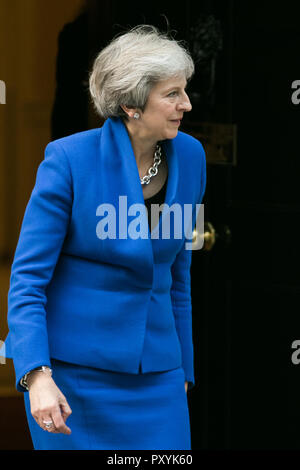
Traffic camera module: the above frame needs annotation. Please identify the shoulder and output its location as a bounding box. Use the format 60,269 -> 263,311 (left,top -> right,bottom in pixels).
175,129 -> 205,151
47,128 -> 101,153
44,128 -> 102,170
172,130 -> 206,168
172,130 -> 207,203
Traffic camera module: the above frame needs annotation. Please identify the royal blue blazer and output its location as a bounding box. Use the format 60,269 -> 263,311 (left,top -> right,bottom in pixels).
2,117 -> 206,392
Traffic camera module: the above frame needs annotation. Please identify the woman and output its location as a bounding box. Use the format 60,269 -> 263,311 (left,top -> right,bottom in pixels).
2,24 -> 206,450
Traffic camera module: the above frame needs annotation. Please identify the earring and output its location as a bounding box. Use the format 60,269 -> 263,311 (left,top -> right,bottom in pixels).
133,112 -> 140,119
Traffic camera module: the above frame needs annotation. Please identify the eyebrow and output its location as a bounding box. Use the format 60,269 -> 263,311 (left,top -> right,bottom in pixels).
164,84 -> 188,93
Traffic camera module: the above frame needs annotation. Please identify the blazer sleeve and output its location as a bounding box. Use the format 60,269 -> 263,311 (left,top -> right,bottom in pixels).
170,143 -> 206,391
7,141 -> 73,392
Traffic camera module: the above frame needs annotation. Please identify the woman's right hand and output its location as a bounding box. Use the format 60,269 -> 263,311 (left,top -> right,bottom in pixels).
28,371 -> 72,434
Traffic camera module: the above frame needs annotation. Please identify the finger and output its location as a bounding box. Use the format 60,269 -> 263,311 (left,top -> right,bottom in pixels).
40,416 -> 58,434
60,401 -> 72,421
32,411 -> 55,433
52,407 -> 72,434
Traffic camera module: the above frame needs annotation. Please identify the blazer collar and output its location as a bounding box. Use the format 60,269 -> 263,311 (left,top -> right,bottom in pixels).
96,117 -> 179,285
99,116 -> 179,229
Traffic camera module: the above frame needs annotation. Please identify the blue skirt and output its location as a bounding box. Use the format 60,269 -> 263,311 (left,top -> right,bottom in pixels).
23,358 -> 191,450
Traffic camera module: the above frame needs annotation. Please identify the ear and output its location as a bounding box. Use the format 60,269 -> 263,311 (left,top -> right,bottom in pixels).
120,104 -> 139,119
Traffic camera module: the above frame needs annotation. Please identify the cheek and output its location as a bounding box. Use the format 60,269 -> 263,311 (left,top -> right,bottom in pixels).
155,101 -> 173,116
157,106 -> 174,121
145,101 -> 174,124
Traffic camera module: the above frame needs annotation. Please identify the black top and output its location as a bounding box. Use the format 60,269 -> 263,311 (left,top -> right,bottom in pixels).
144,176 -> 168,231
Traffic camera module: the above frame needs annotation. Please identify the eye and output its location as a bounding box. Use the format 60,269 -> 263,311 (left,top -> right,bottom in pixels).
167,87 -> 189,98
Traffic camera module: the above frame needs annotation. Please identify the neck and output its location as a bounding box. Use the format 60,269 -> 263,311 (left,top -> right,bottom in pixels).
122,118 -> 157,167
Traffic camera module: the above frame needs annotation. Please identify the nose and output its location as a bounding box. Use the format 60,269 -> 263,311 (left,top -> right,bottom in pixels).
178,91 -> 192,112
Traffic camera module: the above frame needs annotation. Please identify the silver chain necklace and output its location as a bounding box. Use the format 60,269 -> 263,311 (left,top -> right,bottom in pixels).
140,144 -> 162,185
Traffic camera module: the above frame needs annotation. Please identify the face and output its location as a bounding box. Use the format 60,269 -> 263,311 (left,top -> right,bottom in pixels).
135,75 -> 192,141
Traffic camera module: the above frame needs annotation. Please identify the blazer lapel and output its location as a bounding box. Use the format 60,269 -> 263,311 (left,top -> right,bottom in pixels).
152,137 -> 179,238
96,117 -> 179,286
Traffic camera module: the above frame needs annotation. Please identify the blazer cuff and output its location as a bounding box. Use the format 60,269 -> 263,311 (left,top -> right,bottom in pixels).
187,379 -> 195,391
16,361 -> 52,393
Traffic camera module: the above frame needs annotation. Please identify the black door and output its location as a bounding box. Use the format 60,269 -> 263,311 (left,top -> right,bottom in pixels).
185,0 -> 300,449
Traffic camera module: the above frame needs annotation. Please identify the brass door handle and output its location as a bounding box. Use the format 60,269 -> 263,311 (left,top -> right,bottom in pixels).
203,222 -> 216,251
192,221 -> 215,251
192,222 -> 231,251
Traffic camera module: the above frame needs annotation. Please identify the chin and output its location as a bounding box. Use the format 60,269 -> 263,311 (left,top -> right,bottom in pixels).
163,129 -> 178,140
169,130 -> 179,139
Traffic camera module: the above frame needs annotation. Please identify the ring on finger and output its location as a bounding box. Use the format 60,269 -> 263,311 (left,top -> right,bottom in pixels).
42,419 -> 53,429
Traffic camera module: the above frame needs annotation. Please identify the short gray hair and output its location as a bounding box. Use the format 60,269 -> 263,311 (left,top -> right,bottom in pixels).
89,24 -> 195,119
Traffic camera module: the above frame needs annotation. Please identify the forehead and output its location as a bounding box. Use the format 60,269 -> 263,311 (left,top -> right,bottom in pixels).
153,75 -> 188,92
